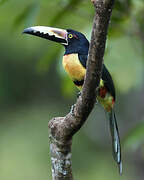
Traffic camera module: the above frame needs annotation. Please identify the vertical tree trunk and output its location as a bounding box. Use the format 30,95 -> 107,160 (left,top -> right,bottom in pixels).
48,0 -> 115,179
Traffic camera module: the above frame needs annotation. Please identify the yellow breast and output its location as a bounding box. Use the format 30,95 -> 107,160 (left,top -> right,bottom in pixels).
62,54 -> 86,81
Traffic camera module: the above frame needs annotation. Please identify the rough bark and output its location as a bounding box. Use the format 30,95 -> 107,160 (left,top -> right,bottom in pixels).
48,0 -> 115,179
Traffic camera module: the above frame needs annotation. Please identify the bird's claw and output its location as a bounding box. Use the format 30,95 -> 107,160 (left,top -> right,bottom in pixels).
70,104 -> 76,115
95,98 -> 98,104
77,91 -> 81,98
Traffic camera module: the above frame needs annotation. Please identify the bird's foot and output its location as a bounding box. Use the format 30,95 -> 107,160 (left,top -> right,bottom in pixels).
70,104 -> 76,116
95,98 -> 98,105
77,91 -> 81,98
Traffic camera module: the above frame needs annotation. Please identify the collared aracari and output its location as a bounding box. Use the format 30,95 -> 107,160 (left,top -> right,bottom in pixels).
23,26 -> 122,174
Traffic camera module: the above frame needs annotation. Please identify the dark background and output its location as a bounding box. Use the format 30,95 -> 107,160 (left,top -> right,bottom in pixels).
0,0 -> 144,179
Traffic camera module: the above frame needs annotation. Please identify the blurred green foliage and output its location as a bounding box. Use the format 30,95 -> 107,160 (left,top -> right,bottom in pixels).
0,0 -> 144,180
123,121 -> 144,151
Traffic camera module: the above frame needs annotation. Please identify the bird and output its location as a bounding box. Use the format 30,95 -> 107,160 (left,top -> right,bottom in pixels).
23,26 -> 122,174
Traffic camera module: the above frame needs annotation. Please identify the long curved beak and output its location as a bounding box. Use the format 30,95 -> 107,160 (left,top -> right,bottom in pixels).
23,26 -> 68,45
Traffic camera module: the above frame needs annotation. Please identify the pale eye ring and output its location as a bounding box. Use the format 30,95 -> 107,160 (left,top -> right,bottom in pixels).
68,34 -> 73,38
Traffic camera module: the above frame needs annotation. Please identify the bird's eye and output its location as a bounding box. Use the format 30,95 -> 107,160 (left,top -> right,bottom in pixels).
68,34 -> 73,39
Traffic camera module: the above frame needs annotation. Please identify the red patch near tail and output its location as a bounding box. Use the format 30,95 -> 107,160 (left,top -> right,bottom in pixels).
112,98 -> 115,105
99,87 -> 107,98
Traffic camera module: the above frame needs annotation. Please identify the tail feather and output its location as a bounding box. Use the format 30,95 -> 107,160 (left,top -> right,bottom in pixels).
108,110 -> 122,175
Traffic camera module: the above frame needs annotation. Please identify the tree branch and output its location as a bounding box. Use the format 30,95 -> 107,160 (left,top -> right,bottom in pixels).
48,0 -> 115,179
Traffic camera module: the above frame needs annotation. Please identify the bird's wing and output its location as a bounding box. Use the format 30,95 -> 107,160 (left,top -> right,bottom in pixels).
78,55 -> 115,100
102,65 -> 116,100
78,54 -> 87,68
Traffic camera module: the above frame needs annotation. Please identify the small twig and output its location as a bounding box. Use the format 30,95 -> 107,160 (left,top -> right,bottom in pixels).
48,0 -> 115,179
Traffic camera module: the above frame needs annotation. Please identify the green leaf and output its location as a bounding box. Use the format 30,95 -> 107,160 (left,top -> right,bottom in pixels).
123,121 -> 144,151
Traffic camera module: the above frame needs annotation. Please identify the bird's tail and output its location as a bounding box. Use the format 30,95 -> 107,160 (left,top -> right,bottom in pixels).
108,109 -> 122,175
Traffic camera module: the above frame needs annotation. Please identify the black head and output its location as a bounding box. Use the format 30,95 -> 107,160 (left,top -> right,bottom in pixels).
65,29 -> 89,55
23,26 -> 89,55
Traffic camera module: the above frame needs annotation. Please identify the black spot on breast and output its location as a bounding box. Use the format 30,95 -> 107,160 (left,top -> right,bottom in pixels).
73,79 -> 84,86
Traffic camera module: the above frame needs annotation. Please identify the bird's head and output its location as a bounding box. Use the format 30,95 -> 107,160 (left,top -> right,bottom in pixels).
23,26 -> 89,54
